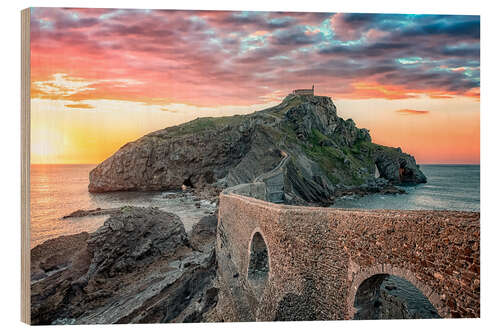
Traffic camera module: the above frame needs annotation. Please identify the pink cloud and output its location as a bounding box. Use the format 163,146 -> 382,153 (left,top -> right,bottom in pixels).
330,13 -> 362,41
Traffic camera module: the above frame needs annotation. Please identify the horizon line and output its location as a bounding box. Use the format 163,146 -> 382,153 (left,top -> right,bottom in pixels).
30,162 -> 481,166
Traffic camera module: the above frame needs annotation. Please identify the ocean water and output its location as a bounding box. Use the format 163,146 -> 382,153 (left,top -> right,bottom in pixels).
332,165 -> 480,212
30,164 -> 216,248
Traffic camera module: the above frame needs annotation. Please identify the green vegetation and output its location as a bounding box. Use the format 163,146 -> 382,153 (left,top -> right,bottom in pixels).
372,143 -> 402,156
158,114 -> 248,138
272,95 -> 302,116
280,123 -> 300,145
120,206 -> 133,213
174,118 -> 218,134
301,129 -> 374,186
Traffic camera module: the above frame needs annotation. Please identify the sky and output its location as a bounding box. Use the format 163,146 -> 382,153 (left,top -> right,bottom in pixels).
30,8 -> 480,164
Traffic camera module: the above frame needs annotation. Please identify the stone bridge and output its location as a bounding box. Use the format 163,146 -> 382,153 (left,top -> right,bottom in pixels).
215,182 -> 480,321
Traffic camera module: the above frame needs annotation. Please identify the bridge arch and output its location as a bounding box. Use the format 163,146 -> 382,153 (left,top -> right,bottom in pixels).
346,265 -> 449,319
247,228 -> 271,298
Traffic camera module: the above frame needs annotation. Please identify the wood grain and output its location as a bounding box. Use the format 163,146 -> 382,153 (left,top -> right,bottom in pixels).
21,7 -> 31,325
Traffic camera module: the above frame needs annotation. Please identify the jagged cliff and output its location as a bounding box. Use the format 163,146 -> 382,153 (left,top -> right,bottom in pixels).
89,94 -> 426,204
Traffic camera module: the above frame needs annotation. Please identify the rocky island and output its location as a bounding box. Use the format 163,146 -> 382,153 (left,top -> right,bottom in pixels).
88,94 -> 426,205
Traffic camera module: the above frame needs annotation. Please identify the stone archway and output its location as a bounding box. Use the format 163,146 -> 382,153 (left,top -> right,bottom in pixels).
347,266 -> 448,319
353,274 -> 440,319
247,231 -> 270,298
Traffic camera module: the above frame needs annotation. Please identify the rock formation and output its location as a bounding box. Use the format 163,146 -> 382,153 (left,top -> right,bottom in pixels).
89,94 -> 426,205
30,207 -> 218,325
189,214 -> 218,253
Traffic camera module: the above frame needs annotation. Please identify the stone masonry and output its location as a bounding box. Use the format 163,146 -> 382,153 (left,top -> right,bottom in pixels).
215,185 -> 480,321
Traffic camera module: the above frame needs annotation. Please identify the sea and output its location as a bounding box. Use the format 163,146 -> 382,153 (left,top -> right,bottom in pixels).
332,164 -> 480,212
30,164 -> 216,249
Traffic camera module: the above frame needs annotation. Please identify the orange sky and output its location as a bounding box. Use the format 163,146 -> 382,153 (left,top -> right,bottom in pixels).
335,97 -> 479,164
30,9 -> 480,165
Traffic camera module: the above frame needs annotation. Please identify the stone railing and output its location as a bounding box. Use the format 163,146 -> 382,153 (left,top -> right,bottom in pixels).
222,182 -> 267,201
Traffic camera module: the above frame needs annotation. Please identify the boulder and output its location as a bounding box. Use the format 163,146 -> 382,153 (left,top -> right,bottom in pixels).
189,214 -> 218,252
30,207 -> 218,325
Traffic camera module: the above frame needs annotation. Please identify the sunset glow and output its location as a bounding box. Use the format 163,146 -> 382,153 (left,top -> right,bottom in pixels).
30,8 -> 480,164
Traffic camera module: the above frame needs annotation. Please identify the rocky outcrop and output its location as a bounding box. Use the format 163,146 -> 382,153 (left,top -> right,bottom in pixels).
373,145 -> 427,185
89,94 -> 426,204
61,207 -> 122,219
30,207 -> 218,325
189,214 -> 217,253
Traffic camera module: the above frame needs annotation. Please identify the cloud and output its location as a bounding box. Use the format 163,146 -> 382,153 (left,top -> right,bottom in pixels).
65,103 -> 95,109
160,108 -> 178,113
30,8 -> 480,105
34,73 -> 97,97
32,74 -> 146,101
271,26 -> 325,45
400,18 -> 480,39
396,109 -> 430,115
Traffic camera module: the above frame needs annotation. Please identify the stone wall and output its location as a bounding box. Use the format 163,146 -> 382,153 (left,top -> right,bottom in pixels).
222,182 -> 266,201
293,89 -> 314,96
216,191 -> 480,321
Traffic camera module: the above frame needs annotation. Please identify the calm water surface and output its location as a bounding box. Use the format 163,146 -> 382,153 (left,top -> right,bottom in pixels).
332,165 -> 479,211
30,164 -> 216,248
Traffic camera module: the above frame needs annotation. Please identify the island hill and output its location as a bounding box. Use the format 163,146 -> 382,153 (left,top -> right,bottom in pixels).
88,90 -> 426,205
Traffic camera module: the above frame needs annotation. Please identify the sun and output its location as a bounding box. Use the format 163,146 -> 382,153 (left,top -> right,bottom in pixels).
31,126 -> 65,164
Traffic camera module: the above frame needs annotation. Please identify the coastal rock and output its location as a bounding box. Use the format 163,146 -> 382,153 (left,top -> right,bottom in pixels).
84,207 -> 188,280
89,94 -> 426,204
332,179 -> 405,199
30,207 -> 218,325
61,207 -> 121,219
354,289 -> 413,320
373,145 -> 427,185
189,214 -> 218,252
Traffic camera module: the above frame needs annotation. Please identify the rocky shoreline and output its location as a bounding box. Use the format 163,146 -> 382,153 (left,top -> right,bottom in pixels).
61,207 -> 123,219
31,206 -> 220,325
